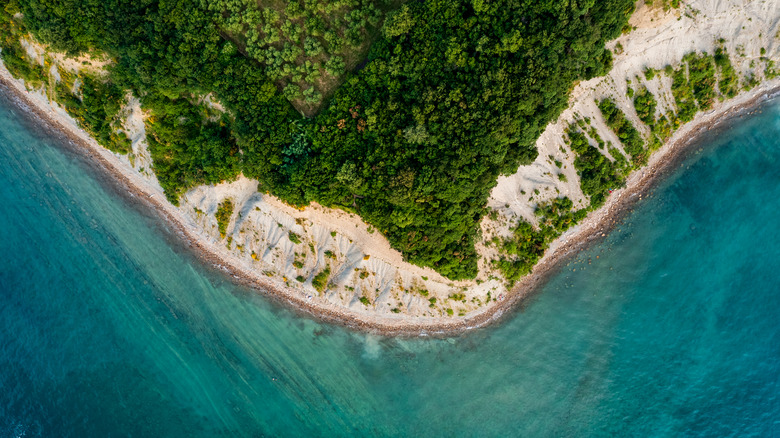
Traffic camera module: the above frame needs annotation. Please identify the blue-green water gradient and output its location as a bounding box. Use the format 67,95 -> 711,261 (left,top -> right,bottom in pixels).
1,91 -> 779,437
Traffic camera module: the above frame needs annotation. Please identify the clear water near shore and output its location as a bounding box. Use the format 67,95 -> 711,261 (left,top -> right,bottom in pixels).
1,90 -> 779,437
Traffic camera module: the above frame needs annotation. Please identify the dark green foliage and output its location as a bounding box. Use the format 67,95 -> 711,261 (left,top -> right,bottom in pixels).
671,65 -> 698,124
498,197 -> 586,283
288,231 -> 302,244
145,96 -> 241,204
0,40 -> 46,87
312,266 -> 330,292
215,199 -> 234,239
766,59 -> 779,80
684,52 -> 716,110
210,0 -> 389,113
714,47 -> 739,98
55,75 -> 132,155
633,87 -> 657,126
631,86 -> 671,151
286,0 -> 633,279
496,220 -> 546,282
9,0 -> 635,280
598,98 -> 646,167
670,52 -> 717,124
567,126 -> 626,207
359,296 -> 370,306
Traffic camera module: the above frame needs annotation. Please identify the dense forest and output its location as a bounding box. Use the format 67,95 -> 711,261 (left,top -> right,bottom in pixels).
0,0 -> 636,280
496,44 -> 766,284
210,0 -> 397,114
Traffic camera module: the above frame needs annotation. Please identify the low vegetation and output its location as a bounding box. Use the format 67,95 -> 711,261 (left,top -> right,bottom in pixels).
0,38 -> 46,87
312,266 -> 330,292
210,0 -> 394,114
715,47 -> 739,98
216,199 -> 234,239
0,31 -> 132,155
496,46 -> 753,286
644,0 -> 680,11
497,197 -> 586,284
685,52 -> 717,111
288,231 -> 302,244
0,0 -> 636,281
56,74 -> 132,155
633,87 -> 657,126
598,98 -> 646,167
3,0 -> 769,290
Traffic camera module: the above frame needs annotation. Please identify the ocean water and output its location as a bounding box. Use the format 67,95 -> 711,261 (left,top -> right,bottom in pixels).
1,88 -> 779,437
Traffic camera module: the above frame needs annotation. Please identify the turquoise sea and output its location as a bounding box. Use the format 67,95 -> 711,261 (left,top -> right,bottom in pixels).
1,86 -> 779,437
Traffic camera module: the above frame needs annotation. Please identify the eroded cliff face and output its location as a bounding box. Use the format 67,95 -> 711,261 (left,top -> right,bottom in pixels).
2,0 -> 779,329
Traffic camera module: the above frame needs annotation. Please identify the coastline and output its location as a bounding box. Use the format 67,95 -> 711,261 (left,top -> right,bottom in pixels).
502,82 -> 780,321
2,63 -> 778,337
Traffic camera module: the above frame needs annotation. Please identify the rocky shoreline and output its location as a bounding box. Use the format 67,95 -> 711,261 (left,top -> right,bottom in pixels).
3,63 -> 778,336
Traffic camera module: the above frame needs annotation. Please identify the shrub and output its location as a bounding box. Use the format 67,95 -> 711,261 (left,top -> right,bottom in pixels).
288,231 -> 302,244
215,199 -> 234,239
684,52 -> 716,110
715,47 -> 739,98
312,266 -> 330,292
633,87 -> 658,126
497,195 -> 590,284
671,65 -> 698,123
598,98 -> 645,166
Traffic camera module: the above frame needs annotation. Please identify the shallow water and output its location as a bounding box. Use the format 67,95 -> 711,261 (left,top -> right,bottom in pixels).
0,91 -> 779,437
